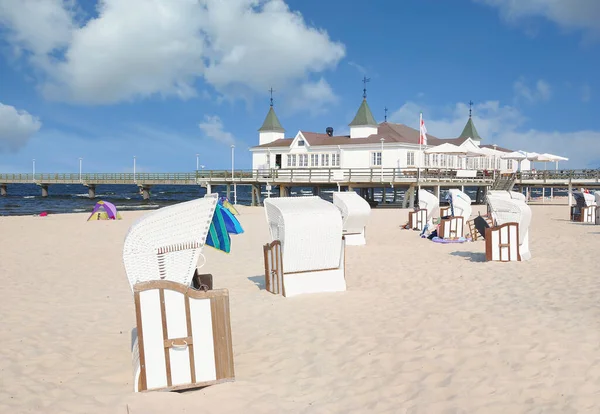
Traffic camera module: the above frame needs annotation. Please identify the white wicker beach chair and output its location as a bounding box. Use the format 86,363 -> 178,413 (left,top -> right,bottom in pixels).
332,191 -> 371,245
485,192 -> 532,261
124,195 -> 235,392
438,189 -> 472,239
571,190 -> 597,223
263,196 -> 346,297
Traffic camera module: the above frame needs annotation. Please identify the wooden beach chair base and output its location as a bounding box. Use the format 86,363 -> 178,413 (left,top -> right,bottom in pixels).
408,209 -> 427,231
582,206 -> 596,224
485,222 -> 521,262
131,280 -> 234,392
263,238 -> 347,297
438,216 -> 464,240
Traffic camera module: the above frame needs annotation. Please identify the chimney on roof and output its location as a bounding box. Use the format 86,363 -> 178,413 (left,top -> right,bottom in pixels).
326,127 -> 334,137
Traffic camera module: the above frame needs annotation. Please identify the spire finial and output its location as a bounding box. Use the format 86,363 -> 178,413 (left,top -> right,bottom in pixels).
362,76 -> 371,99
468,100 -> 473,118
269,87 -> 275,107
384,106 -> 388,122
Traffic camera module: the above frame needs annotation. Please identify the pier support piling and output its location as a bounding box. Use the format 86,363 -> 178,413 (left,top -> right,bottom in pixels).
40,184 -> 49,197
568,181 -> 573,218
251,184 -> 260,206
226,184 -> 231,200
87,184 -> 96,199
0,184 -> 6,196
279,185 -> 289,197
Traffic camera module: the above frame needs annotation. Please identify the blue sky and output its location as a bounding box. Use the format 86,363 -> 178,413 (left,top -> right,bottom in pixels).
0,0 -> 599,173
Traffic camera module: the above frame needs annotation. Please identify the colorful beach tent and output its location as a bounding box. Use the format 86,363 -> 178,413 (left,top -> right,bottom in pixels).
87,200 -> 122,221
219,197 -> 239,215
206,203 -> 244,253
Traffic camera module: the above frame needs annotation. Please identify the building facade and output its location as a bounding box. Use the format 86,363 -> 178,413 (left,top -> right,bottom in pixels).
250,97 -> 520,173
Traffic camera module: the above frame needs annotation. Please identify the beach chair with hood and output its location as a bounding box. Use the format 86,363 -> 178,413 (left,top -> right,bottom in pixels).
123,194 -> 235,392
263,196 -> 346,297
332,191 -> 371,245
485,191 -> 532,261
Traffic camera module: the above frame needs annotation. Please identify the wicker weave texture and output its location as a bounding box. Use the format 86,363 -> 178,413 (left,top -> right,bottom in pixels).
448,189 -> 472,220
332,191 -> 371,235
486,194 -> 532,245
123,195 -> 218,290
264,196 -> 343,273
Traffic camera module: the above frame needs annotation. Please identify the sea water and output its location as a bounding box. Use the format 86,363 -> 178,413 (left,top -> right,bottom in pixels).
0,183 -> 568,216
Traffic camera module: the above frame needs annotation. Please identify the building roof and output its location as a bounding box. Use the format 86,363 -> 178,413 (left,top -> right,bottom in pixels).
480,144 -> 513,153
258,106 -> 285,132
459,117 -> 481,140
253,122 -> 468,149
349,99 -> 377,127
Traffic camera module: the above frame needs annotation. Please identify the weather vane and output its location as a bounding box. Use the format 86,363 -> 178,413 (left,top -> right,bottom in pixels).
269,87 -> 275,107
469,100 -> 474,118
362,76 -> 371,99
384,106 -> 388,122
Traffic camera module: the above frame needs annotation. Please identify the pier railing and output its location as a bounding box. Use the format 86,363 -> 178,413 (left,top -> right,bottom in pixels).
0,168 -> 598,185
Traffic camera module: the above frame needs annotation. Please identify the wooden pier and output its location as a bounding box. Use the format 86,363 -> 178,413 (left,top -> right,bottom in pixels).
0,168 -> 598,206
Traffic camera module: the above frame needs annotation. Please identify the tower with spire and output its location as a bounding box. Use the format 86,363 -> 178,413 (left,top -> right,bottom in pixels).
349,76 -> 378,139
459,100 -> 481,145
258,88 -> 285,146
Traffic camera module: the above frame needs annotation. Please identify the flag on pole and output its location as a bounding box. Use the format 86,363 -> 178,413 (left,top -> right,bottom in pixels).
419,112 -> 428,146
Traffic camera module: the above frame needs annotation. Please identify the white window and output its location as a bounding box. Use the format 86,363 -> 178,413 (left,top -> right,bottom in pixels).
286,154 -> 296,167
332,153 -> 340,167
298,154 -> 308,167
298,139 -> 305,147
310,154 -> 319,167
432,154 -> 438,167
441,154 -> 447,167
407,151 -> 415,167
507,159 -> 514,169
372,151 -> 382,166
322,154 -> 330,167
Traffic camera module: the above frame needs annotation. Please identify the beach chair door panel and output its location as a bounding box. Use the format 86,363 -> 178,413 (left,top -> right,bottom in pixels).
134,282 -> 234,392
583,206 -> 595,223
263,240 -> 284,295
485,223 -> 520,262
409,209 -> 427,231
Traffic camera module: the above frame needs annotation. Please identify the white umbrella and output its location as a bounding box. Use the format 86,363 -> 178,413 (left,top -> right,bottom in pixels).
534,153 -> 569,201
425,143 -> 485,169
424,143 -> 465,154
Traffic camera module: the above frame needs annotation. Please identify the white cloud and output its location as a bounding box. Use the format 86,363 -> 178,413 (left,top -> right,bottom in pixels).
513,77 -> 552,104
0,0 -> 75,63
0,0 -> 345,111
474,0 -> 600,39
285,78 -> 338,116
0,102 -> 42,152
389,100 -> 599,168
198,115 -> 235,145
581,83 -> 592,102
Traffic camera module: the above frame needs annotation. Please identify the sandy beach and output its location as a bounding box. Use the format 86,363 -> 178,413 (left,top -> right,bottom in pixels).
1,204 -> 599,414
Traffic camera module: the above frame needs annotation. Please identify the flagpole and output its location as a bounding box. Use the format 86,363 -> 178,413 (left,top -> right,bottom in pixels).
418,112 -> 422,190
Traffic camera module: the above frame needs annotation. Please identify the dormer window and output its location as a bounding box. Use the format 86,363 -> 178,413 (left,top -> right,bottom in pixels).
298,139 -> 305,146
